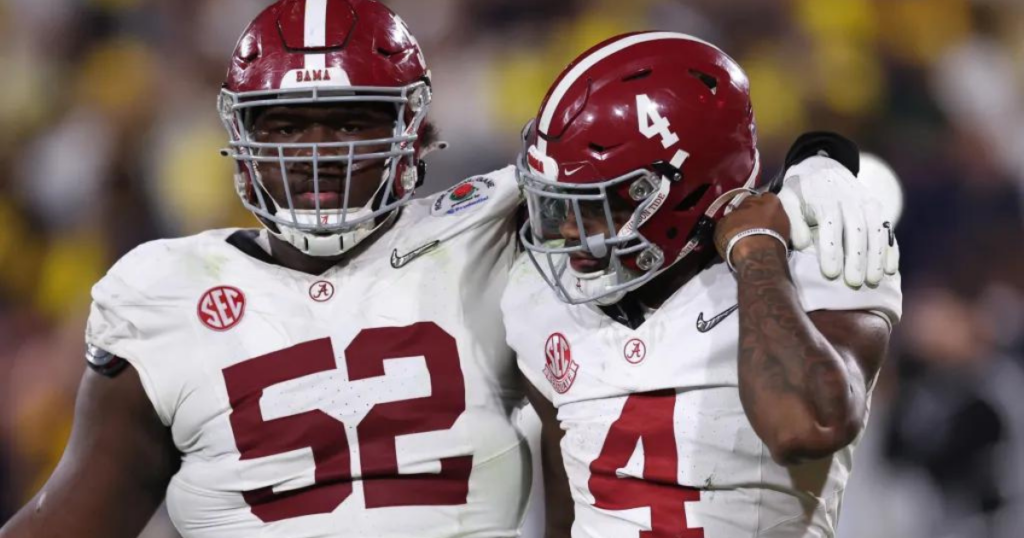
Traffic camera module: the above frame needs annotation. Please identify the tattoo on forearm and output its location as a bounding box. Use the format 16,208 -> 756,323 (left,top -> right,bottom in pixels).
735,247 -> 852,429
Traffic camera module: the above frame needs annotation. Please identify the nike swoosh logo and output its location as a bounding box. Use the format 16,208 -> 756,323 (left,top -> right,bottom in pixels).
696,304 -> 738,333
564,166 -> 586,176
391,240 -> 441,269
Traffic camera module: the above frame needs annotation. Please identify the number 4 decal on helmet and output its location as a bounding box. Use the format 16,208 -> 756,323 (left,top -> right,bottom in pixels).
637,94 -> 678,147
637,94 -> 690,170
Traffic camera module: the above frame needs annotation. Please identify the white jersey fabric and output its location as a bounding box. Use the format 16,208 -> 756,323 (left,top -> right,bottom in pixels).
503,249 -> 902,538
86,167 -> 534,538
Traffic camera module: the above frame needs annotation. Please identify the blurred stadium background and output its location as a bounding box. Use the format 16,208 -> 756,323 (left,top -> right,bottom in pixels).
1,0 -> 1023,537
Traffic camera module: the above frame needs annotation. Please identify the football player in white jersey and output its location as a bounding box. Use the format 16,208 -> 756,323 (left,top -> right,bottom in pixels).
503,32 -> 902,537
4,2 -> 531,537
0,4 -> 897,538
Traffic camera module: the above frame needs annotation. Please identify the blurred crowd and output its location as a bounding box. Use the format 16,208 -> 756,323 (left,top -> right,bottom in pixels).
1,0 -> 1023,537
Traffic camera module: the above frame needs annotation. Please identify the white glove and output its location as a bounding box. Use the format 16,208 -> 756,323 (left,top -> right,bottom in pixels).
778,155 -> 901,287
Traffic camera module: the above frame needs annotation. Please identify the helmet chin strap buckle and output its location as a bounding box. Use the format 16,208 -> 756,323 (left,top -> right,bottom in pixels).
650,160 -> 683,182
636,246 -> 664,271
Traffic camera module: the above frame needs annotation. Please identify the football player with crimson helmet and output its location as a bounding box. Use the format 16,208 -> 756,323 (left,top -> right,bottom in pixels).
0,3 -> 897,538
4,2 -> 535,537
504,32 -> 901,537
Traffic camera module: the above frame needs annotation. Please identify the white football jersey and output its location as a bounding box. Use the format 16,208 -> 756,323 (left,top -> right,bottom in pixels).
503,250 -> 902,538
86,167 -> 534,538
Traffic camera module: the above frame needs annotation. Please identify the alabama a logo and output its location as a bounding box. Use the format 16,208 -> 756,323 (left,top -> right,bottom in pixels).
623,338 -> 647,364
308,281 -> 335,302
543,332 -> 578,394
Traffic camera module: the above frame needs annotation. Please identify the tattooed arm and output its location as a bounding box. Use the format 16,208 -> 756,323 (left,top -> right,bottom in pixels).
715,194 -> 891,465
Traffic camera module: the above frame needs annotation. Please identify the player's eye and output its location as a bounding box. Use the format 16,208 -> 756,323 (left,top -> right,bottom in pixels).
541,197 -> 568,222
275,125 -> 300,136
574,201 -> 607,221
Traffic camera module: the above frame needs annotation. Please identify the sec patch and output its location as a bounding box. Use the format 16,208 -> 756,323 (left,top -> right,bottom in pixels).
198,286 -> 246,331
543,332 -> 578,394
432,176 -> 495,216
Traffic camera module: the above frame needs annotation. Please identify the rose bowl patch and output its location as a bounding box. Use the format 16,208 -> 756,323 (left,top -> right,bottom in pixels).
432,176 -> 496,217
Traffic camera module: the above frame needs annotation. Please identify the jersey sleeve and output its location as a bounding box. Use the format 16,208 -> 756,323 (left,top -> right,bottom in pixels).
503,253 -> 557,403
789,247 -> 903,327
85,246 -> 180,426
425,166 -> 523,236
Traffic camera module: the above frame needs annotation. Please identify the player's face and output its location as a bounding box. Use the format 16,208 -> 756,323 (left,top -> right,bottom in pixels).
250,103 -> 397,210
558,192 -> 634,273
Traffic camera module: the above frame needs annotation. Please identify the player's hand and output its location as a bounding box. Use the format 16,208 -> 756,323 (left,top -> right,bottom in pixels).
714,193 -> 790,263
777,156 -> 900,287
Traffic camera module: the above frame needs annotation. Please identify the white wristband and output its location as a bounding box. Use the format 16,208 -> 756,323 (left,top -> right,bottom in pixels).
725,228 -> 789,273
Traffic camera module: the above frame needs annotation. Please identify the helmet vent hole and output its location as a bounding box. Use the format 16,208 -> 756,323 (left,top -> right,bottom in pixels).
688,69 -> 718,95
675,184 -> 711,211
621,68 -> 653,82
588,142 -> 621,155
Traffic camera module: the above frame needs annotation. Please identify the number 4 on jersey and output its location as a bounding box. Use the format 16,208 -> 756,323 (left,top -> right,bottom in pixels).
588,390 -> 704,538
636,94 -> 690,170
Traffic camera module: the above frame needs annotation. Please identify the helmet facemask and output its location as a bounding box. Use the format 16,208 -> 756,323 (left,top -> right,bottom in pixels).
517,151 -> 668,306
517,147 -> 761,306
218,81 -> 431,257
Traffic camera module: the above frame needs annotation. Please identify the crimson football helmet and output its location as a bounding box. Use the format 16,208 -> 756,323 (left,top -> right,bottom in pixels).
219,0 -> 431,256
518,31 -> 762,305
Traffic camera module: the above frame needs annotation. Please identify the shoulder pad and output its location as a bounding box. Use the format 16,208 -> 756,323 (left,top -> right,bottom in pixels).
102,229 -> 241,291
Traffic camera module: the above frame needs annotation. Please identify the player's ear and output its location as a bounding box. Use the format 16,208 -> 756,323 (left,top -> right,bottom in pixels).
420,121 -> 448,158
